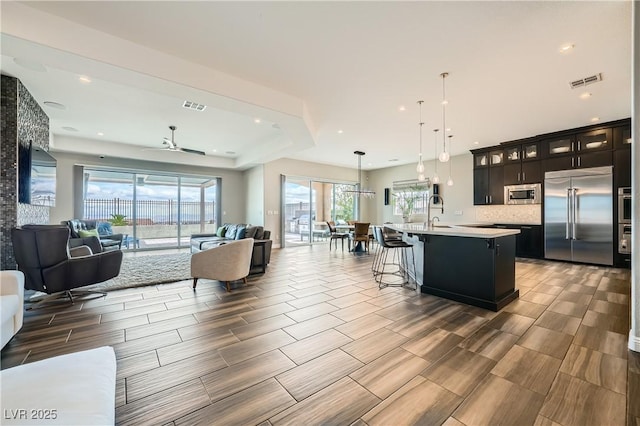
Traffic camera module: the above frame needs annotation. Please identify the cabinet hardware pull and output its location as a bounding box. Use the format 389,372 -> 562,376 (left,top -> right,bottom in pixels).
578,156 -> 581,167
571,157 -> 574,168
489,195 -> 492,204
571,142 -> 574,152
578,140 -> 581,150
517,172 -> 521,182
522,226 -> 532,229
522,172 -> 526,181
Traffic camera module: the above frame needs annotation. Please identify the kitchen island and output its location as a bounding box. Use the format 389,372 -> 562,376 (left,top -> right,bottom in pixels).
388,223 -> 520,311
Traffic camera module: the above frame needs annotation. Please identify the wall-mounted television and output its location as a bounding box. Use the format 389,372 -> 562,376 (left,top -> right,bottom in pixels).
18,141 -> 57,207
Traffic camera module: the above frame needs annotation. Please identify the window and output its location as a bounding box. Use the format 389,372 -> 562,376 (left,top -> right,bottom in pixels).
392,184 -> 430,217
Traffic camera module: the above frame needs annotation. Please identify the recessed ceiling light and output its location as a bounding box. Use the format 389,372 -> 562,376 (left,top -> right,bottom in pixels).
473,141 -> 479,145
559,44 -> 575,53
97,132 -> 104,136
446,128 -> 452,132
43,101 -> 66,110
13,58 -> 46,72
78,76 -> 92,84
590,117 -> 600,123
398,105 -> 406,112
254,118 -> 261,124
337,130 -> 344,134
62,126 -> 78,132
579,92 -> 592,100
212,149 -> 217,153
441,100 -> 448,105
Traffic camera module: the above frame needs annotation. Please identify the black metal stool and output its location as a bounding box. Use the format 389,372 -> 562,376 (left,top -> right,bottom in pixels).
372,226 -> 416,289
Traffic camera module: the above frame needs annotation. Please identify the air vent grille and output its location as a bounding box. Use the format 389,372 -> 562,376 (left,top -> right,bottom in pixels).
569,73 -> 602,89
182,100 -> 207,111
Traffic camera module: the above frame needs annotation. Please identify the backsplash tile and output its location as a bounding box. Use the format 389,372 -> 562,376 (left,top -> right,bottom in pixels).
475,205 -> 542,225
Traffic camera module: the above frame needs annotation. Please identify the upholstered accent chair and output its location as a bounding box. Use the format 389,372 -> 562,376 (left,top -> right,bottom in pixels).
191,238 -> 254,292
11,225 -> 123,308
350,222 -> 371,254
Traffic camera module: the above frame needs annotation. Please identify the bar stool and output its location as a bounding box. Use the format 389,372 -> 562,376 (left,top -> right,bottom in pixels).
372,226 -> 416,289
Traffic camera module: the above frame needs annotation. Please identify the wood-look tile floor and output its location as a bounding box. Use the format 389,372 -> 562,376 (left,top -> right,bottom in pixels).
2,246 -> 636,426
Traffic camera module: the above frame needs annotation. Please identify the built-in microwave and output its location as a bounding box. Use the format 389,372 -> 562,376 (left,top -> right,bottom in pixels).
618,187 -> 631,224
504,183 -> 542,205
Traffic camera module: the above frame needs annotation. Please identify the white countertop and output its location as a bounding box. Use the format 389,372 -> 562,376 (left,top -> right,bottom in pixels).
387,223 -> 520,238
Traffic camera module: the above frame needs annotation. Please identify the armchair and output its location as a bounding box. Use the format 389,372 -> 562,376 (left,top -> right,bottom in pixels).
191,238 -> 254,292
63,219 -> 123,251
1,271 -> 24,349
11,225 -> 123,308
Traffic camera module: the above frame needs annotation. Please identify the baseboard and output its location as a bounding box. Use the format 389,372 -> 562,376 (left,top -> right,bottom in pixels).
629,330 -> 640,352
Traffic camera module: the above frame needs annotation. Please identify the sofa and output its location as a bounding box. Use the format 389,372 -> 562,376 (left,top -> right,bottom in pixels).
0,346 -> 116,425
1,271 -> 24,349
62,219 -> 123,251
190,224 -> 272,273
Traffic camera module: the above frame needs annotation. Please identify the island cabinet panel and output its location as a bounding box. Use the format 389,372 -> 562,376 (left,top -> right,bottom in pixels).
419,234 -> 518,311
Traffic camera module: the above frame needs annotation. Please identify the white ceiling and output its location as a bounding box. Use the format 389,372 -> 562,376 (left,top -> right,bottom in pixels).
0,1 -> 632,171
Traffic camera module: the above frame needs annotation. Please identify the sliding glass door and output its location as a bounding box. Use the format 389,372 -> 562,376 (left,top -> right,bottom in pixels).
282,176 -> 356,248
83,168 -> 218,250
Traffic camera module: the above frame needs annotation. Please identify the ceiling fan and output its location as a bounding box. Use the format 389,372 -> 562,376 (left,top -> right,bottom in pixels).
160,125 -> 205,155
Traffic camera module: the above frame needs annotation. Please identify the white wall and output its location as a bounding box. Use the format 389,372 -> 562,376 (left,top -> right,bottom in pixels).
368,153 -> 476,224
244,164 -> 265,226
49,151 -> 246,225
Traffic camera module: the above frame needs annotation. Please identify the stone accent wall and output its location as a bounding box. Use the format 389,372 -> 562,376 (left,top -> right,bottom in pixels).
0,75 -> 49,270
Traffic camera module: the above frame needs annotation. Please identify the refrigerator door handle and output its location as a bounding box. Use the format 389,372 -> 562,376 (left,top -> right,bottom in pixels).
572,188 -> 578,240
566,188 -> 572,239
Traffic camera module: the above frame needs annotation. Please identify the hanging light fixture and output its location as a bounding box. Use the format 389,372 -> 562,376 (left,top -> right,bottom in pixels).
432,129 -> 440,184
344,150 -> 376,198
416,100 -> 426,181
438,72 -> 451,163
447,134 -> 454,186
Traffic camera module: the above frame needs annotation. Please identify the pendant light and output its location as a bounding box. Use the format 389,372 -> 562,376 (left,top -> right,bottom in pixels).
416,100 -> 426,181
438,72 -> 450,163
446,134 -> 454,186
432,129 -> 440,184
344,151 -> 375,198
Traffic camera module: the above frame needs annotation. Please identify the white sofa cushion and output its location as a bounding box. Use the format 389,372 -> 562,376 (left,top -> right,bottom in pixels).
0,346 -> 116,425
0,295 -> 19,324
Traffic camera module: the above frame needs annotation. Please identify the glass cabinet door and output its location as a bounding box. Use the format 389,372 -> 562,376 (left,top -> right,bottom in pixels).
523,143 -> 539,160
576,129 -> 611,152
547,136 -> 574,156
489,150 -> 503,166
504,146 -> 520,162
474,153 -> 489,168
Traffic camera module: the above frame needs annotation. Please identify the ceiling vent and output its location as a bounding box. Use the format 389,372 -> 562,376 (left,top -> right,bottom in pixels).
182,100 -> 207,111
569,73 -> 602,89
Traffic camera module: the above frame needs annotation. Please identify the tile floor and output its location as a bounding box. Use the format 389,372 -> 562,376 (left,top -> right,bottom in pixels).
1,245 -> 636,425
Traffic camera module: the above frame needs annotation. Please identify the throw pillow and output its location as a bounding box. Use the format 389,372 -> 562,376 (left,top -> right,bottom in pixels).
225,224 -> 238,239
78,229 -> 99,238
216,226 -> 226,237
254,226 -> 264,240
235,226 -> 247,240
244,226 -> 258,239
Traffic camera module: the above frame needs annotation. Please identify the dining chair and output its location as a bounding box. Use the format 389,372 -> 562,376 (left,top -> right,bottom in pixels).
350,222 -> 371,254
326,221 -> 350,251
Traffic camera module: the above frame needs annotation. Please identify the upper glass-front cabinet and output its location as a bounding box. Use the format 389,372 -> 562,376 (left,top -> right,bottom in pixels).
504,142 -> 539,163
575,128 -> 612,152
489,150 -> 503,166
546,136 -> 575,156
474,152 -> 489,168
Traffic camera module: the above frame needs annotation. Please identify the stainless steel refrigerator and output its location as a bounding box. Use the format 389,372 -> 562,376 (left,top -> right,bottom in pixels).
544,166 -> 613,265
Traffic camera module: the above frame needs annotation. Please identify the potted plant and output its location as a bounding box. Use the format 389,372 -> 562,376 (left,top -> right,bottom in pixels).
393,188 -> 420,222
108,214 -> 128,226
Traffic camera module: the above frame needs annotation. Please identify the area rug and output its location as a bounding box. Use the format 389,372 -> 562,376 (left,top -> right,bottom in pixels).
85,252 -> 192,292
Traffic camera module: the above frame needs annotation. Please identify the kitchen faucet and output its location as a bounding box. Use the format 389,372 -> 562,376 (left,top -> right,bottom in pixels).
426,194 -> 444,228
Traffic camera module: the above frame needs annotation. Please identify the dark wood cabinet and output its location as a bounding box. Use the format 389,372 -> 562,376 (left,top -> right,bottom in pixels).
614,126 -> 632,149
504,161 -> 542,185
543,145 -> 612,172
575,128 -> 612,153
473,149 -> 504,205
494,224 -> 543,259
